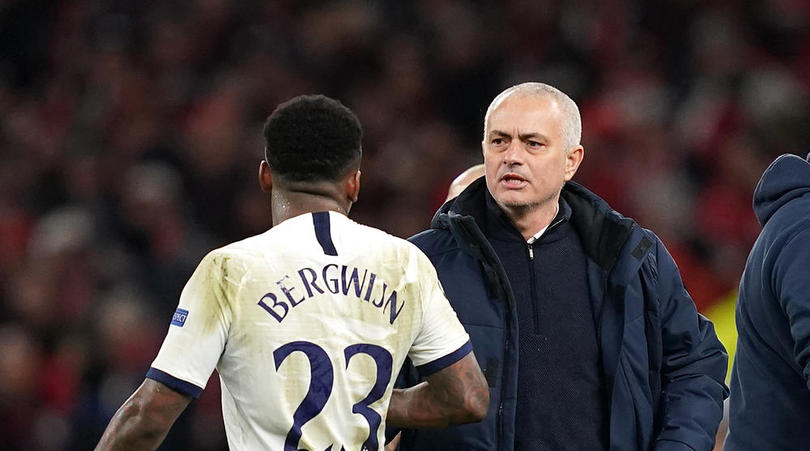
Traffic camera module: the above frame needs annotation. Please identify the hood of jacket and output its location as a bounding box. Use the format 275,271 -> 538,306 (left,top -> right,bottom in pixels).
753,153 -> 810,226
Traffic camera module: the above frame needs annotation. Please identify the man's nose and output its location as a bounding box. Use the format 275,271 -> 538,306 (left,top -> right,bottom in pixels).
503,141 -> 523,165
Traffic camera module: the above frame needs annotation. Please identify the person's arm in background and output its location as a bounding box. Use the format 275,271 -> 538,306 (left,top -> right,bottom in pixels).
95,379 -> 191,451
652,235 -> 729,451
387,351 -> 488,429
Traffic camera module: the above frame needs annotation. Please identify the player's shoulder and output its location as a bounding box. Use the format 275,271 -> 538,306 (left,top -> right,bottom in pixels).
341,215 -> 429,256
347,223 -> 442,286
189,234 -> 273,285
200,233 -> 269,266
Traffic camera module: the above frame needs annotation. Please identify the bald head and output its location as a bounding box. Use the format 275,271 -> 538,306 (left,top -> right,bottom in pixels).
484,83 -> 582,152
445,164 -> 485,202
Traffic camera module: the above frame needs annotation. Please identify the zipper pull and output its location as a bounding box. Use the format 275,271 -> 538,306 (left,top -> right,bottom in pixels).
528,243 -> 534,260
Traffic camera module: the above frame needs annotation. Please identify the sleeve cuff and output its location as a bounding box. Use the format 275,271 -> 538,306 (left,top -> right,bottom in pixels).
146,367 -> 204,399
415,341 -> 473,378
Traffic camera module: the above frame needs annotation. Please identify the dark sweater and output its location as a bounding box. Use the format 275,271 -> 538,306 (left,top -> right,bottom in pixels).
484,194 -> 608,451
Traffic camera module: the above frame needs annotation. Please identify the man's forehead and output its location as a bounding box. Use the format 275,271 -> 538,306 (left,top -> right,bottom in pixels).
497,91 -> 558,110
486,94 -> 562,130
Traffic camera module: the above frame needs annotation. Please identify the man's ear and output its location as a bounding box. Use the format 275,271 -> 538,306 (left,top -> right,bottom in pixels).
259,160 -> 273,193
564,146 -> 584,182
346,169 -> 361,203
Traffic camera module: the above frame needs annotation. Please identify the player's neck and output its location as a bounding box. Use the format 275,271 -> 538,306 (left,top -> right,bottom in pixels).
271,188 -> 350,226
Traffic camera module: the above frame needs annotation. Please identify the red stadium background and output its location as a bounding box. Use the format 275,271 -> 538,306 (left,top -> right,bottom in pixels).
0,0 -> 808,449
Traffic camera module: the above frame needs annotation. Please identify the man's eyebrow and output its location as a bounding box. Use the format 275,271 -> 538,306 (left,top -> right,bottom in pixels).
518,132 -> 548,142
488,130 -> 512,138
488,130 -> 549,140
487,130 -> 551,143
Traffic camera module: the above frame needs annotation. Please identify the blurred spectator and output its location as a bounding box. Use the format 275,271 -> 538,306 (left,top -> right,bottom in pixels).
0,324 -> 43,450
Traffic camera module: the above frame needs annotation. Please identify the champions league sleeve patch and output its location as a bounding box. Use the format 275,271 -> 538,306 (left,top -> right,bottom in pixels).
171,308 -> 189,327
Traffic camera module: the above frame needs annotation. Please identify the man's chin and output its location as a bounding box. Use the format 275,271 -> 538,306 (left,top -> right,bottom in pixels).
497,196 -> 539,211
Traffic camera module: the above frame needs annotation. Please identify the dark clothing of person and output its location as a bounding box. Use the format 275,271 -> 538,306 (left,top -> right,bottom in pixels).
725,153 -> 810,450
483,194 -> 607,450
394,178 -> 728,451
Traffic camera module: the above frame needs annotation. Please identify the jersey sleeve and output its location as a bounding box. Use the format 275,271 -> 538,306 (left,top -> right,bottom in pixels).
407,250 -> 472,377
147,251 -> 234,397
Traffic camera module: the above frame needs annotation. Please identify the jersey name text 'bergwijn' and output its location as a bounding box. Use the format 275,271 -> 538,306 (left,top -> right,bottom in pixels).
257,263 -> 405,325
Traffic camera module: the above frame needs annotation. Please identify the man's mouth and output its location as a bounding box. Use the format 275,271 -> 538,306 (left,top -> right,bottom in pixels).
501,173 -> 527,187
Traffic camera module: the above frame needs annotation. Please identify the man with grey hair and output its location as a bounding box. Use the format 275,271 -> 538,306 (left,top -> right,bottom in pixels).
392,82 -> 728,450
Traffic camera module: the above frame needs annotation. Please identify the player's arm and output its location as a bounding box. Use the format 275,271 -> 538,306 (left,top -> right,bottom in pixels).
386,351 -> 489,429
95,379 -> 191,451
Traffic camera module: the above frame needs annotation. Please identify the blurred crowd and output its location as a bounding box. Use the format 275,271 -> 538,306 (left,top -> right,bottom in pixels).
0,0 -> 808,449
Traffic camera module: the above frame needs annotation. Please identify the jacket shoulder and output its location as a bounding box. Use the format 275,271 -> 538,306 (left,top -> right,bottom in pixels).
408,227 -> 457,257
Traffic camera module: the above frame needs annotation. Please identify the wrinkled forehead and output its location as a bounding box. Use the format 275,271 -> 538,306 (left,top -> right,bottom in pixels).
484,92 -> 564,134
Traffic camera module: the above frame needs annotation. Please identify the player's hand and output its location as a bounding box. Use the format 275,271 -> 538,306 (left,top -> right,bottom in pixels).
384,432 -> 400,451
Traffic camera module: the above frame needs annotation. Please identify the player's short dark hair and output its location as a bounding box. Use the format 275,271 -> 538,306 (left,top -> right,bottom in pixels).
263,94 -> 362,182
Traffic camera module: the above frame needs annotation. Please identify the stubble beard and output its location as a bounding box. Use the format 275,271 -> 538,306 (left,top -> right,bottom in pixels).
496,190 -> 558,220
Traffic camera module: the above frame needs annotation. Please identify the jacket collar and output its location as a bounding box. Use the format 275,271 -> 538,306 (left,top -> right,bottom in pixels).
483,187 -> 573,244
434,176 -> 638,273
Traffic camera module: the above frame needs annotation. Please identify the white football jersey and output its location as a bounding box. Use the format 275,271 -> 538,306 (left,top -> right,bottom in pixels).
148,211 -> 471,451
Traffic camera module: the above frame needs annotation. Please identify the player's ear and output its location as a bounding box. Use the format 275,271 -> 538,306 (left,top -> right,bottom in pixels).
259,160 -> 273,193
346,169 -> 360,203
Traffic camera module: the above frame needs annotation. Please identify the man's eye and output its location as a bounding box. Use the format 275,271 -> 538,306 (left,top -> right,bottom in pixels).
491,138 -> 504,145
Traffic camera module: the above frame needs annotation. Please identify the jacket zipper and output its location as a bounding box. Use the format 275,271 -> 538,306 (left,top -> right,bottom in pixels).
528,243 -> 539,332
527,217 -> 565,333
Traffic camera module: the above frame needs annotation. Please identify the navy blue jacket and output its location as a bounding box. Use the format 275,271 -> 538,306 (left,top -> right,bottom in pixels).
725,153 -> 810,450
398,178 -> 728,451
